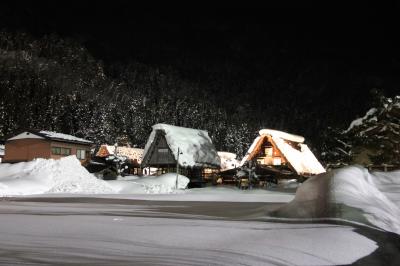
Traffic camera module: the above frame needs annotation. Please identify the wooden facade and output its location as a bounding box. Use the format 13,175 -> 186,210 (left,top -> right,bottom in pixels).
3,131 -> 92,165
245,135 -> 291,170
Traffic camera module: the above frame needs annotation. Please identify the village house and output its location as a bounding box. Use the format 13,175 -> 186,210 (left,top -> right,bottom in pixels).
3,130 -> 92,164
141,123 -> 221,187
96,144 -> 144,175
240,129 -> 325,180
206,151 -> 240,185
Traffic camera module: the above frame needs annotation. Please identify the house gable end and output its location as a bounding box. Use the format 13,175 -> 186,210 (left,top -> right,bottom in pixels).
142,131 -> 176,167
7,131 -> 45,141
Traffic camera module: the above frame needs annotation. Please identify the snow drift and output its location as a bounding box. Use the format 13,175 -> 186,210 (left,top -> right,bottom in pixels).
273,166 -> 400,235
0,156 -> 114,195
0,156 -> 190,196
110,173 -> 189,194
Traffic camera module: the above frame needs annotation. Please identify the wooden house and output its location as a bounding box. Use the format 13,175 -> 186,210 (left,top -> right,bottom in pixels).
95,144 -> 143,175
240,129 -> 325,178
3,130 -> 92,165
141,123 -> 221,187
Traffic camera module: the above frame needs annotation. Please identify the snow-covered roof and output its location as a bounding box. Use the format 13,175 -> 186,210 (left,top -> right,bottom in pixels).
259,129 -> 305,143
240,129 -> 325,175
7,130 -> 92,145
39,131 -> 93,144
96,145 -> 143,163
218,151 -> 240,171
143,124 -> 221,168
272,136 -> 326,175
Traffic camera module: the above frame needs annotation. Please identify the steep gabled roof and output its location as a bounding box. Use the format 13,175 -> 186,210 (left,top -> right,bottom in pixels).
7,130 -> 92,145
241,129 -> 325,175
142,124 -> 221,168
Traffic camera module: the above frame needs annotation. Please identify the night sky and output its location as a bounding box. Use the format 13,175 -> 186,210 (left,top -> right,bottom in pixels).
1,2 -> 400,124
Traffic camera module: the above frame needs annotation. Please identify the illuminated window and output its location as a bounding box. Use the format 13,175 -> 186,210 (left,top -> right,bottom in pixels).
273,157 -> 281,165
265,147 -> 273,157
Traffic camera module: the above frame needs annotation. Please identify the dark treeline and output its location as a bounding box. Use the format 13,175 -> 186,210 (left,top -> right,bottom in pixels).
0,30 -> 397,160
0,31 -> 253,156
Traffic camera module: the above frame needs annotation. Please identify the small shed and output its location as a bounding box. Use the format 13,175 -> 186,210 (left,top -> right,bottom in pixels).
241,129 -> 325,176
141,124 -> 221,186
3,130 -> 92,164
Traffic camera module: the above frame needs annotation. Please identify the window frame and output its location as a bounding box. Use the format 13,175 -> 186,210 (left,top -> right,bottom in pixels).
51,146 -> 71,156
76,149 -> 86,160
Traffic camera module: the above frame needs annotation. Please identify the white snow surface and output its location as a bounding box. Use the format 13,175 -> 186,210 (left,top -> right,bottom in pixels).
259,128 -> 305,143
218,151 -> 240,171
0,206 -> 377,265
143,123 -> 220,168
96,186 -> 295,202
39,130 -> 93,144
280,166 -> 400,235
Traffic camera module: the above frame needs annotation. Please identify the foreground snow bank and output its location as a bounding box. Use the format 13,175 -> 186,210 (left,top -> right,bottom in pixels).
109,173 -> 189,194
274,166 -> 400,234
0,157 -> 190,195
0,156 -> 114,195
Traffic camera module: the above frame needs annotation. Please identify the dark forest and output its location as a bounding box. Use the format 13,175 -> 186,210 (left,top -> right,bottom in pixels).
1,3 -> 399,163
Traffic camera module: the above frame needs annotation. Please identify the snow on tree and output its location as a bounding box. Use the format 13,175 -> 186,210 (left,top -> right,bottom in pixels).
322,92 -> 400,167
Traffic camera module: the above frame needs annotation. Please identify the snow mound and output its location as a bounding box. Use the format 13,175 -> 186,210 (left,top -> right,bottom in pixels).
0,156 -> 114,195
109,173 -> 189,194
274,166 -> 400,235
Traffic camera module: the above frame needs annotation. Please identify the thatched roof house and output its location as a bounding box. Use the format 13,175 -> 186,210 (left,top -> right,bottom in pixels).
141,124 -> 221,171
240,129 -> 325,176
96,144 -> 143,166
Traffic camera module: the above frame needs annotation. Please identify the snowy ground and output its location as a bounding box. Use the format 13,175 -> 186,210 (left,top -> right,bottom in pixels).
0,158 -> 399,265
0,197 -> 388,266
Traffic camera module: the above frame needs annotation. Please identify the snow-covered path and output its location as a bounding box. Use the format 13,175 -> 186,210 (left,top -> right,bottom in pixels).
0,198 -> 382,266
